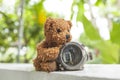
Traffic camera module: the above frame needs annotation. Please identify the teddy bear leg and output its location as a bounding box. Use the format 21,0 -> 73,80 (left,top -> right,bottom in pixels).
33,58 -> 57,72
40,61 -> 57,72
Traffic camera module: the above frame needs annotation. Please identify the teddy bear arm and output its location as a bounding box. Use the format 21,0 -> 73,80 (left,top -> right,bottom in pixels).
37,47 -> 60,62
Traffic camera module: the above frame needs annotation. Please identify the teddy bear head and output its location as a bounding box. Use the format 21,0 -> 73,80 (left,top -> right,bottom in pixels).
44,17 -> 72,46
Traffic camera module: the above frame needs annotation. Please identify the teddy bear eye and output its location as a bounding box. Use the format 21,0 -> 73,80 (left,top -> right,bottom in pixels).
57,29 -> 61,33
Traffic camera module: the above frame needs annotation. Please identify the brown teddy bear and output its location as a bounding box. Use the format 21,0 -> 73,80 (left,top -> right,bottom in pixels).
33,17 -> 72,72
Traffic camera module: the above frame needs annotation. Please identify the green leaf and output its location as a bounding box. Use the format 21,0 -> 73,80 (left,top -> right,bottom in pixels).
80,33 -> 101,47
110,21 -> 120,46
82,16 -> 101,40
95,41 -> 119,64
94,0 -> 107,7
95,0 -> 102,6
76,1 -> 84,21
95,0 -> 105,6
0,0 -> 2,4
112,11 -> 120,16
80,33 -> 119,63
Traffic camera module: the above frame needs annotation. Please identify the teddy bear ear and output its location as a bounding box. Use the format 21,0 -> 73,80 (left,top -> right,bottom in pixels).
67,21 -> 72,28
46,17 -> 53,23
45,17 -> 54,28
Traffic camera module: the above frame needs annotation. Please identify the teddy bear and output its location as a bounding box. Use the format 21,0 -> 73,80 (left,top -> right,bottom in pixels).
33,17 -> 72,72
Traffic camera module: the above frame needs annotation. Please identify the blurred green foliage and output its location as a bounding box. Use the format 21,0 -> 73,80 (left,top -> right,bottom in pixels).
0,0 -> 59,63
0,0 -> 120,64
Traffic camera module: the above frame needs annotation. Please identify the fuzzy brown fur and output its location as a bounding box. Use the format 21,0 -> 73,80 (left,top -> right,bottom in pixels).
33,17 -> 72,72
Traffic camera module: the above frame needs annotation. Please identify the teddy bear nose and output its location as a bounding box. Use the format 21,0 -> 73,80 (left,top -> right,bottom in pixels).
66,34 -> 70,39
